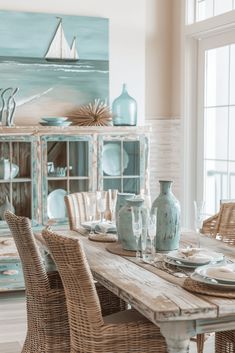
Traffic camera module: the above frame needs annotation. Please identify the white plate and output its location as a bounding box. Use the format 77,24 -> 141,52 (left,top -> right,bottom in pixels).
167,248 -> 224,265
195,263 -> 235,283
191,272 -> 235,289
102,143 -> 129,176
164,257 -> 199,268
47,189 -> 67,219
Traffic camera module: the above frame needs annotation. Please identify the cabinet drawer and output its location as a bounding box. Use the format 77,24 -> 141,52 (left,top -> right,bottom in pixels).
0,260 -> 25,291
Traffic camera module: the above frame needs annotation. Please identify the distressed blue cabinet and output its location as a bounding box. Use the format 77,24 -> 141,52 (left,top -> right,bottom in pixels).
0,126 -> 150,228
0,135 -> 38,228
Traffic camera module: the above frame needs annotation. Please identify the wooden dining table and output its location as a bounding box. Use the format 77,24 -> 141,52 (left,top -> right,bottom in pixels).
35,230 -> 235,353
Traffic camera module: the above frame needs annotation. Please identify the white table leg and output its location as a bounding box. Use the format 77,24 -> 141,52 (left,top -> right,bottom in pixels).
159,320 -> 196,353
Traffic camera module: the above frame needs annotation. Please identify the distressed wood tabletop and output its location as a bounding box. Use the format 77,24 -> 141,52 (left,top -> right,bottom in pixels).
35,230 -> 235,353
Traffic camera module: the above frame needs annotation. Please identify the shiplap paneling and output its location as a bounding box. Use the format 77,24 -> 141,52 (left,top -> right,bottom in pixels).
147,118 -> 181,203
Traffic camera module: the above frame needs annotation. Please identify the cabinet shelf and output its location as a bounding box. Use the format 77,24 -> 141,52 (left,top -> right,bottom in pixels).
0,178 -> 32,183
47,176 -> 89,180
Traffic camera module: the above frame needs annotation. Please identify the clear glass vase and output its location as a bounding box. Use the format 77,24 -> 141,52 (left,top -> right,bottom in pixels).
112,83 -> 137,126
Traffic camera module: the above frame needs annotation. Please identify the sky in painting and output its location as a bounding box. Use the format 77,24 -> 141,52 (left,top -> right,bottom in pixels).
0,11 -> 109,60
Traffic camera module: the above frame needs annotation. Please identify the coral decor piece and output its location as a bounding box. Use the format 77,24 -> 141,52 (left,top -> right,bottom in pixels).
68,99 -> 113,126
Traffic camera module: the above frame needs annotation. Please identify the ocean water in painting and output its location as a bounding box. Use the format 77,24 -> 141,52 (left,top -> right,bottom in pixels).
0,57 -> 109,124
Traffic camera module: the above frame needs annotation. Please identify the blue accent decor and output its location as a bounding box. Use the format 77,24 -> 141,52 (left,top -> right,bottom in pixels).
151,180 -> 181,251
112,83 -> 137,126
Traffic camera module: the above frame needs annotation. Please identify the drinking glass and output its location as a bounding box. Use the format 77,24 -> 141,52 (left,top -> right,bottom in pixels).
131,207 -> 142,260
97,191 -> 106,222
87,192 -> 97,235
108,189 -> 118,223
193,200 -> 205,248
148,212 -> 157,256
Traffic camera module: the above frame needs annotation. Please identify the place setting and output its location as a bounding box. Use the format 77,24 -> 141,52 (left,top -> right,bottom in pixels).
79,190 -> 118,243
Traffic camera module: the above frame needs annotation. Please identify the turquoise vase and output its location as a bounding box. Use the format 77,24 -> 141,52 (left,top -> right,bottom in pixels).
115,193 -> 135,241
151,180 -> 181,251
112,83 -> 137,126
118,198 -> 146,251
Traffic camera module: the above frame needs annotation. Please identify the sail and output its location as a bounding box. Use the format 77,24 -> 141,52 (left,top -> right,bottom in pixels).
45,19 -> 75,60
70,37 -> 79,60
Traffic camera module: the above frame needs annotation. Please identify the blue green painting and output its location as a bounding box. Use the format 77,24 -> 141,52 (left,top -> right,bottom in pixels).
0,11 -> 109,124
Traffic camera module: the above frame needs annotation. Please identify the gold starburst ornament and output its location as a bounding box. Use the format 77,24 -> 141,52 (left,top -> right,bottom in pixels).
68,99 -> 113,126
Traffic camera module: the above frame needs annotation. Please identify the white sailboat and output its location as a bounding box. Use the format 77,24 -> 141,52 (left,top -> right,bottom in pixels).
45,17 -> 79,62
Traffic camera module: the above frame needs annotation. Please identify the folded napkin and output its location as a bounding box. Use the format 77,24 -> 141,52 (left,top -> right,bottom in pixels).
95,221 -> 116,233
178,248 -> 221,263
205,265 -> 235,281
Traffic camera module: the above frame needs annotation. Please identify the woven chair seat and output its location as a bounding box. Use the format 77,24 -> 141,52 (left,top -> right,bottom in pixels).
42,229 -> 168,353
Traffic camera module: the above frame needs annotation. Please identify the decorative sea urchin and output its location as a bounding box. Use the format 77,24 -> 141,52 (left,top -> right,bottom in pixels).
68,99 -> 113,126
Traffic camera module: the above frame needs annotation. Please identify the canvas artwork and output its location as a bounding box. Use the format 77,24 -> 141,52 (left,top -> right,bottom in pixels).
0,10 -> 109,125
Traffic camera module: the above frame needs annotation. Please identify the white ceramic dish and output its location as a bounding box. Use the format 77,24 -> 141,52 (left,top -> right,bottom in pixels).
191,272 -> 235,289
195,263 -> 235,283
47,189 -> 67,219
164,257 -> 199,268
167,248 -> 224,265
102,143 -> 129,176
40,121 -> 72,127
42,117 -> 68,122
81,221 -> 100,231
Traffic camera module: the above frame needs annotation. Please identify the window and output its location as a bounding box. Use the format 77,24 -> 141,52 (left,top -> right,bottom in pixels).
187,0 -> 235,24
183,0 -> 235,227
198,31 -> 235,215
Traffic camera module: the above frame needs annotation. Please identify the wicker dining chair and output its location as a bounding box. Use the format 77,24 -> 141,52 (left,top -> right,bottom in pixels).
42,228 -> 168,353
4,211 -> 70,353
202,202 -> 235,353
64,191 -> 115,231
64,191 -> 126,316
202,202 -> 235,245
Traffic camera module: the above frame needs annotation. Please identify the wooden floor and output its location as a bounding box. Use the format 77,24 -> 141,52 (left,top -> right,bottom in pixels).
0,291 -> 214,353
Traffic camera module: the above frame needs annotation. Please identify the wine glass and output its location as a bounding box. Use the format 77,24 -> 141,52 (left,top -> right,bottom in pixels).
108,189 -> 118,223
148,212 -> 157,257
193,200 -> 205,248
97,191 -> 106,222
131,207 -> 142,260
87,192 -> 97,235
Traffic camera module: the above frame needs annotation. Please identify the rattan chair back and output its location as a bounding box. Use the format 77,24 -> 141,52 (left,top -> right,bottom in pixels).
5,211 -> 70,353
42,229 -> 104,333
5,210 -> 50,292
202,202 -> 235,245
65,191 -> 117,230
42,229 -> 168,353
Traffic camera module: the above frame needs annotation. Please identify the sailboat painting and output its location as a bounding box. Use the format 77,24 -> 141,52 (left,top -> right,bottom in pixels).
45,17 -> 79,62
0,10 -> 109,125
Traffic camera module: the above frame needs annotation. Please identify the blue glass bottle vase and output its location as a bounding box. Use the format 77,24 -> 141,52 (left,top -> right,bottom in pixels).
112,83 -> 137,126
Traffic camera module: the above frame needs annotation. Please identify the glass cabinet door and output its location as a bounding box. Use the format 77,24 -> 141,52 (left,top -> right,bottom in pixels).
41,135 -> 92,224
98,135 -> 148,194
0,136 -> 37,227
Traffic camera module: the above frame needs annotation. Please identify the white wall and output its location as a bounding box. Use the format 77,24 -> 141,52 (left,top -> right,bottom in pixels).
0,0 -> 146,124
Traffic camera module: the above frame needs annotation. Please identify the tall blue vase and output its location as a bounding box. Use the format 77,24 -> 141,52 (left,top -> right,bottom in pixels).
151,180 -> 181,251
112,83 -> 137,126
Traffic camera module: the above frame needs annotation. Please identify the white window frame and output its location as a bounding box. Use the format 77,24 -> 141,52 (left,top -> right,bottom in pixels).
182,0 -> 235,227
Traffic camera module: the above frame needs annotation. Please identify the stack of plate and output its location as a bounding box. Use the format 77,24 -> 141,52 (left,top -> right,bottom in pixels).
40,117 -> 72,127
165,247 -> 224,269
191,263 -> 235,289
